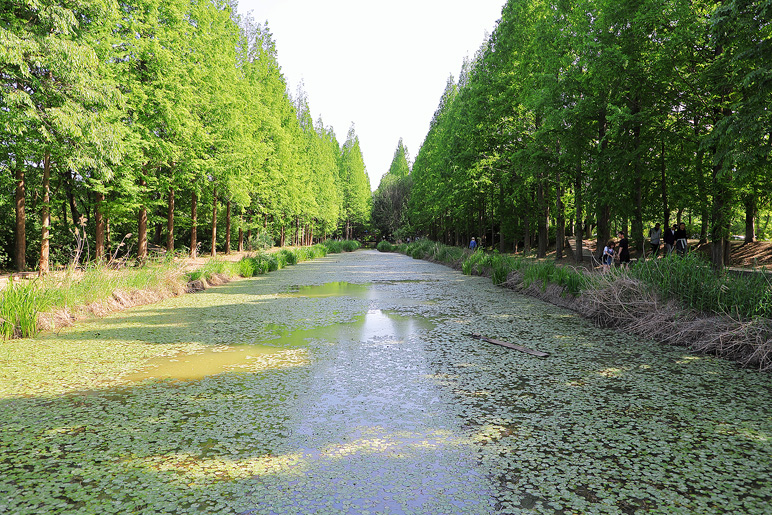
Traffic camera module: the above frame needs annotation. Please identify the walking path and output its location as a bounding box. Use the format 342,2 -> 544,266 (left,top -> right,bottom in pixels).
2,250 -> 771,514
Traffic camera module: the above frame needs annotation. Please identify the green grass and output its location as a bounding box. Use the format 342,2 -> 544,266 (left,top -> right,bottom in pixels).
0,280 -> 38,339
397,239 -> 772,319
628,253 -> 772,319
398,240 -> 594,296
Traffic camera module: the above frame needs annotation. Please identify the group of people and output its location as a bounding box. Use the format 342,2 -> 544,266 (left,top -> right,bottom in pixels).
648,222 -> 689,258
601,231 -> 630,271
601,222 -> 689,272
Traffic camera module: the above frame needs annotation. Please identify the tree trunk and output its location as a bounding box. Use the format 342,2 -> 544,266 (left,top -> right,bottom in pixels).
95,191 -> 105,261
711,164 -> 729,270
596,117 -> 610,258
555,168 -> 565,261
225,199 -> 231,255
744,195 -> 756,243
105,216 -> 111,257
211,186 -> 218,257
523,207 -> 531,254
537,176 -> 548,258
631,103 -> 644,254
661,139 -> 669,228
246,228 -> 252,251
190,191 -> 198,258
137,207 -> 148,262
238,213 -> 244,252
596,204 -> 611,260
280,225 -> 285,247
63,170 -> 81,228
39,154 -> 51,275
166,188 -> 175,253
14,163 -> 26,272
575,163 -> 584,261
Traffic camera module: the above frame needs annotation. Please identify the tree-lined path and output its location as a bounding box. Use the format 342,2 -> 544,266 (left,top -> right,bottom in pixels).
2,250 -> 772,514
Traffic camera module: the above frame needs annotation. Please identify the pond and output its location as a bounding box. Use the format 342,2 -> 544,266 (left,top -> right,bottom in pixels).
1,250 -> 771,514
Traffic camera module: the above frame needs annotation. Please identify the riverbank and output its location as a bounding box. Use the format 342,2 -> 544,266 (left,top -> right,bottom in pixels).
383,240 -> 772,371
0,241 -> 360,340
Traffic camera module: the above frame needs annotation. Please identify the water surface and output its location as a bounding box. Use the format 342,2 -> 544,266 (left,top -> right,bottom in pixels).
1,250 -> 771,514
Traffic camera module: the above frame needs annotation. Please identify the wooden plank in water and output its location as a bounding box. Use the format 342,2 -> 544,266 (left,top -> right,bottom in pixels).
469,333 -> 549,357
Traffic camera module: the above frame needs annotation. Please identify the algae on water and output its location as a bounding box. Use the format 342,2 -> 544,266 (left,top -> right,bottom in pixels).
1,250 -> 771,514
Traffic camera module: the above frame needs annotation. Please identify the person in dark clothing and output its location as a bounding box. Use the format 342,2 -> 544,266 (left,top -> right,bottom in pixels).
664,224 -> 676,255
617,231 -> 630,268
674,222 -> 688,256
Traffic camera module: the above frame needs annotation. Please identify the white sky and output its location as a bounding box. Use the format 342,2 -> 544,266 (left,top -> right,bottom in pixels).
235,0 -> 505,191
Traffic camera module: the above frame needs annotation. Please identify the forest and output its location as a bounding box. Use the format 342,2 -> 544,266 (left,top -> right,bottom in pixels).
1,0 -> 372,273
373,0 -> 771,270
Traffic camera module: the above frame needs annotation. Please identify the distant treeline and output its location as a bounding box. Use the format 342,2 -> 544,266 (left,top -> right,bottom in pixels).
2,0 -> 372,272
373,0 -> 771,270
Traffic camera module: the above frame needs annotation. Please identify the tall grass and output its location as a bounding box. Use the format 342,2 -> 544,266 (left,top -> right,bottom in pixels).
0,280 -> 38,339
398,240 -> 592,295
629,253 -> 772,319
397,239 -> 772,320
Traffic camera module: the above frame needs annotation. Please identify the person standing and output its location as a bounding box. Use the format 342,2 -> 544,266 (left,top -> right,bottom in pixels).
664,224 -> 676,255
648,223 -> 662,257
617,231 -> 630,268
602,240 -> 616,272
469,237 -> 477,250
674,222 -> 688,256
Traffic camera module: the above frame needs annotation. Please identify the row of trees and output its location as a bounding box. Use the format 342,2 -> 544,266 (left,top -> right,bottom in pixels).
1,0 -> 372,272
393,0 -> 770,269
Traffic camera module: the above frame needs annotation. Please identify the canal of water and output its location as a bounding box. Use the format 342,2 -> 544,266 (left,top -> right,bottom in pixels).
2,250 -> 772,514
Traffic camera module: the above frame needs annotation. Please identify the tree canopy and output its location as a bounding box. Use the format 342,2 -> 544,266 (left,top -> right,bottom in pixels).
397,0 -> 771,269
1,0 -> 371,272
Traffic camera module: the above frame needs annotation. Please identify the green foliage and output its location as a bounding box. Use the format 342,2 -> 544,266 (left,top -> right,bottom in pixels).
340,240 -> 361,252
1,2 -> 367,270
629,254 -> 772,319
377,241 -> 395,252
0,280 -> 38,339
399,240 -> 591,296
405,0 -> 771,270
250,232 -> 275,251
372,139 -> 412,240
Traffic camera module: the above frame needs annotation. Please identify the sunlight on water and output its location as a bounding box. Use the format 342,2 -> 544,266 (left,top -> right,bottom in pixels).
124,283 -> 434,382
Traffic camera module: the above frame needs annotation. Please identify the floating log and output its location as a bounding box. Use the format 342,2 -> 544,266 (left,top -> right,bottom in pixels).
469,333 -> 550,357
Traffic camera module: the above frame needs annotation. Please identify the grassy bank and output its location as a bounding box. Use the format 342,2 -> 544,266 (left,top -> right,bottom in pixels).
0,240 -> 361,340
381,239 -> 772,370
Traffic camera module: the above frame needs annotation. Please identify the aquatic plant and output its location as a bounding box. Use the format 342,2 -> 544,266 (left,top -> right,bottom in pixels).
0,280 -> 37,339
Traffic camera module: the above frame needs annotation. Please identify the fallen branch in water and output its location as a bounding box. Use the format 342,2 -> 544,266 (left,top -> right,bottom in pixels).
469,333 -> 550,357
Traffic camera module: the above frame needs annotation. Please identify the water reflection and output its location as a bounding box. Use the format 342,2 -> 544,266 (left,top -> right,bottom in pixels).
125,283 -> 434,382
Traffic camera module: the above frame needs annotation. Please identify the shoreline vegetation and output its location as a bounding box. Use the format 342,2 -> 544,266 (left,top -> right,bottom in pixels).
378,239 -> 772,371
0,240 -> 361,341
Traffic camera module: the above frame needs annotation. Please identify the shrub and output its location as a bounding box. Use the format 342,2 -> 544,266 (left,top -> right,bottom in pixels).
249,232 -> 274,251
341,240 -> 361,252
279,248 -> 297,266
322,240 -> 342,253
377,240 -> 394,252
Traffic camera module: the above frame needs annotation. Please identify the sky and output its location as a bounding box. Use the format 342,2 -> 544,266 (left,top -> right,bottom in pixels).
235,0 -> 506,191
